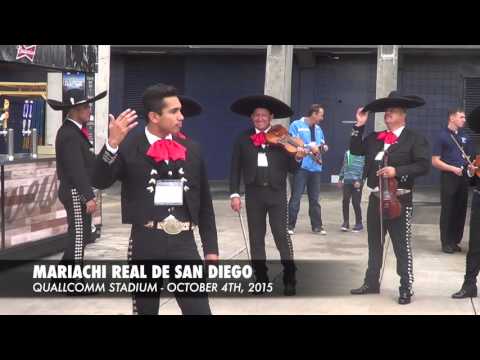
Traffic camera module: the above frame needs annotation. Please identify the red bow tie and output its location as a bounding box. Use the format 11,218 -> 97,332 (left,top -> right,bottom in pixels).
146,139 -> 187,162
377,131 -> 398,145
250,132 -> 267,147
176,131 -> 187,140
81,126 -> 90,140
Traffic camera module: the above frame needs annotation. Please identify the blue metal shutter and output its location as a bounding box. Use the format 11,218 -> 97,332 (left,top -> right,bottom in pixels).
123,56 -> 185,114
464,77 -> 480,151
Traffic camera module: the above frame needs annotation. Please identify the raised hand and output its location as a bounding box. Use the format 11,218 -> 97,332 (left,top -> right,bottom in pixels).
107,109 -> 138,148
355,107 -> 368,127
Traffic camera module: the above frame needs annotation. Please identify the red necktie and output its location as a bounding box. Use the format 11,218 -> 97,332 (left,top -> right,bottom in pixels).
81,126 -> 90,140
377,131 -> 398,145
146,139 -> 187,162
250,132 -> 267,147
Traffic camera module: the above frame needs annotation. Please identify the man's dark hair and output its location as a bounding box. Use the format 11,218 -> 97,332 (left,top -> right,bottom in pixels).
307,104 -> 324,116
448,107 -> 465,118
142,83 -> 178,121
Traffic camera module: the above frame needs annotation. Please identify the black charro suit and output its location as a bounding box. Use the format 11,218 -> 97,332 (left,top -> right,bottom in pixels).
460,176 -> 480,290
55,119 -> 95,261
350,124 -> 430,295
92,129 -> 218,315
230,128 -> 300,193
230,127 -> 299,285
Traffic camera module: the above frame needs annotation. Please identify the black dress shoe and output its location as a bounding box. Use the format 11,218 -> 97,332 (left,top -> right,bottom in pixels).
398,291 -> 412,305
453,245 -> 462,252
350,283 -> 380,295
284,282 -> 296,296
452,286 -> 477,299
442,245 -> 455,254
255,274 -> 269,283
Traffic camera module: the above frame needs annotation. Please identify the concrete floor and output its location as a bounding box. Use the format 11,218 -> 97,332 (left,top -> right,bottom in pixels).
1,184 -> 478,315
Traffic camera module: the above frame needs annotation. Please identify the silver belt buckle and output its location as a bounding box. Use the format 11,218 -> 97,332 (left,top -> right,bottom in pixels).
162,215 -> 183,235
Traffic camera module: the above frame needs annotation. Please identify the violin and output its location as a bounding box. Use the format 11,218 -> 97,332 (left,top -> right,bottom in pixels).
265,124 -> 306,158
265,124 -> 320,162
379,153 -> 402,220
472,155 -> 480,178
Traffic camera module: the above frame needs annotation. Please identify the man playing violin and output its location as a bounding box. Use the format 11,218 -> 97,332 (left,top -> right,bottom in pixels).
349,91 -> 430,305
287,104 -> 329,235
432,108 -> 477,254
452,106 -> 480,299
229,95 -> 307,296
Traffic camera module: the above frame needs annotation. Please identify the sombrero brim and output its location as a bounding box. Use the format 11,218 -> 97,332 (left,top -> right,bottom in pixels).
137,95 -> 203,118
47,91 -> 107,111
467,106 -> 480,134
180,96 -> 202,117
231,95 -> 293,118
363,95 -> 425,113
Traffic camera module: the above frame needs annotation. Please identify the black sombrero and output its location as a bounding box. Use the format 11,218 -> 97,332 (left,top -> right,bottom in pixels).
47,89 -> 107,111
180,96 -> 202,117
467,105 -> 480,134
363,91 -> 425,113
230,95 -> 293,118
138,95 -> 203,118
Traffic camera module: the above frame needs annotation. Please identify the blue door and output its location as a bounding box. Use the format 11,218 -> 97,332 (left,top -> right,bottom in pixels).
291,55 -> 377,183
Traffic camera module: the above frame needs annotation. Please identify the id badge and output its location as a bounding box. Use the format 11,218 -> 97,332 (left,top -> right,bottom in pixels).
257,153 -> 269,167
154,180 -> 183,206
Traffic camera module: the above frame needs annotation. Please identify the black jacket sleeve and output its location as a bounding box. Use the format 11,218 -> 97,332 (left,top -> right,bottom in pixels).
91,145 -> 125,190
198,155 -> 219,256
288,154 -> 301,174
229,134 -> 243,194
395,133 -> 431,179
349,125 -> 367,156
58,133 -> 95,203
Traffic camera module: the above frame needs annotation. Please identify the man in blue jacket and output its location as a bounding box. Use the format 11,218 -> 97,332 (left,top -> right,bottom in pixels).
288,104 -> 329,235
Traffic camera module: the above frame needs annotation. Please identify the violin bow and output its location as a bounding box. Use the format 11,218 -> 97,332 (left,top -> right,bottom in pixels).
378,151 -> 391,287
238,210 -> 251,261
